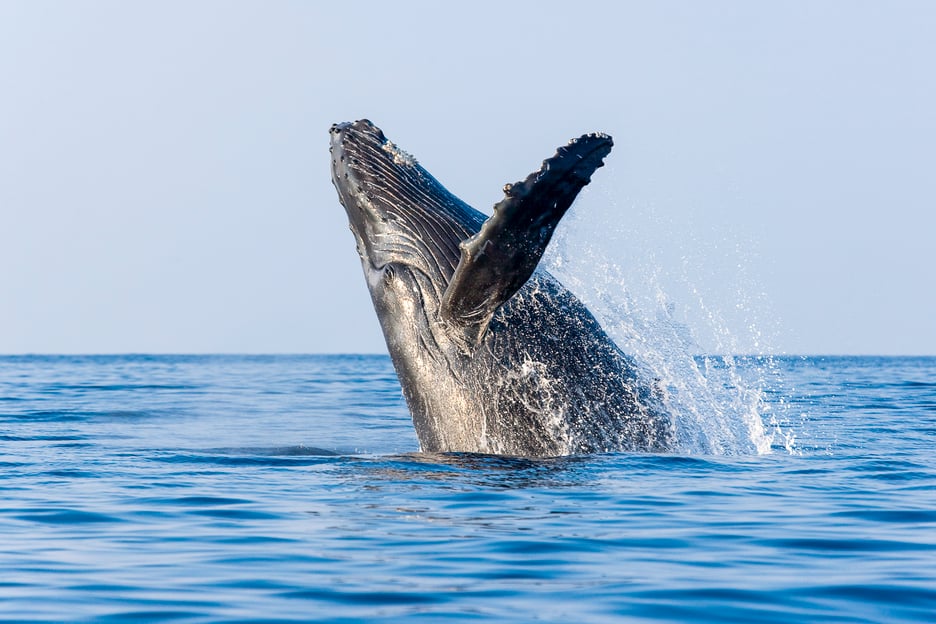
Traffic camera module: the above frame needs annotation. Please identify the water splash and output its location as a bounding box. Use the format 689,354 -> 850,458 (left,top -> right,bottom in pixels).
546,191 -> 794,456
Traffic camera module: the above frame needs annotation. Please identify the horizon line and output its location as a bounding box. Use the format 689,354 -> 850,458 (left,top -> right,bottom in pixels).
1,352 -> 934,359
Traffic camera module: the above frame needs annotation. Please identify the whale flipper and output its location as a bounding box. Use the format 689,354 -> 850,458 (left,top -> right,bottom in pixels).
439,133 -> 614,349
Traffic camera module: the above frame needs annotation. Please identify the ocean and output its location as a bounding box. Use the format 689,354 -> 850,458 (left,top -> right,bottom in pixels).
1,354 -> 934,622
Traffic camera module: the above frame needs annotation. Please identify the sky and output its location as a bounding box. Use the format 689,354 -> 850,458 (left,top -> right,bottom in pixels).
1,1 -> 934,355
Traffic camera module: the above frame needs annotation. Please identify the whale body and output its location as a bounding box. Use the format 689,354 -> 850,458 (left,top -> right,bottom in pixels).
329,120 -> 672,457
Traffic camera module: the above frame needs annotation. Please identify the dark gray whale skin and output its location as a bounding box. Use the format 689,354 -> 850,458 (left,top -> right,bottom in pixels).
329,120 -> 672,457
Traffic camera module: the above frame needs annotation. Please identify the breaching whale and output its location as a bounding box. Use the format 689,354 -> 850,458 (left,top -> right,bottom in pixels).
329,120 -> 673,457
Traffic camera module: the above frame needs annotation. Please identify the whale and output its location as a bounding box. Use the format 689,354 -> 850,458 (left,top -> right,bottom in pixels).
329,120 -> 673,457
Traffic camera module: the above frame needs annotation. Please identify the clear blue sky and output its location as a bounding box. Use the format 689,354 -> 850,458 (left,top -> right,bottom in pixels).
2,1 -> 934,355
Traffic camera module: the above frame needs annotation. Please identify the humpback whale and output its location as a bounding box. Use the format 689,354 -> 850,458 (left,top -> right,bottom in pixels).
329,120 -> 672,457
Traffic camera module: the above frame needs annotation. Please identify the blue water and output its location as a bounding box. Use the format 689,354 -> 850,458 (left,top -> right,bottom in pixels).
1,354 -> 934,622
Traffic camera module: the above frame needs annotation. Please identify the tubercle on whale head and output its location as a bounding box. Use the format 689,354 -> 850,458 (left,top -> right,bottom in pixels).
329,119 -> 408,167
328,120 -> 385,187
329,118 -> 383,140
329,120 -> 396,269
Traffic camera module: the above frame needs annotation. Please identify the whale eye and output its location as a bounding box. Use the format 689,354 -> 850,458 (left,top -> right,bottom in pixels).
383,265 -> 395,284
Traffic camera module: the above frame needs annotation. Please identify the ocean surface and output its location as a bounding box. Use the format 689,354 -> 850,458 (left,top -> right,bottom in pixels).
1,354 -> 934,622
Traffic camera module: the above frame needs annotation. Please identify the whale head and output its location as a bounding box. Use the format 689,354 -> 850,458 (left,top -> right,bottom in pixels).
329,120 -> 484,293
329,120 -> 489,372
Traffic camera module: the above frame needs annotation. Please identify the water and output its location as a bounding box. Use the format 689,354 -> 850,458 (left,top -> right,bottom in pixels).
1,354 -> 934,622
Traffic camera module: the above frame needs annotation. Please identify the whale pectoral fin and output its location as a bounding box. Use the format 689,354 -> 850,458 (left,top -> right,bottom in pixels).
439,132 -> 613,349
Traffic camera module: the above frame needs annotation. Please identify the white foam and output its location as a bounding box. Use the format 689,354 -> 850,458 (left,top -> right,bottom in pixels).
544,194 -> 792,456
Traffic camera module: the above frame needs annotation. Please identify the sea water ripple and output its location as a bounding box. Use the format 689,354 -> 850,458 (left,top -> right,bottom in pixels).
0,355 -> 934,622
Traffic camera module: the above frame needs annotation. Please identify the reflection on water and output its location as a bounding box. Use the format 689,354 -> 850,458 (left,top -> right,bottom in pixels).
364,451 -> 597,490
